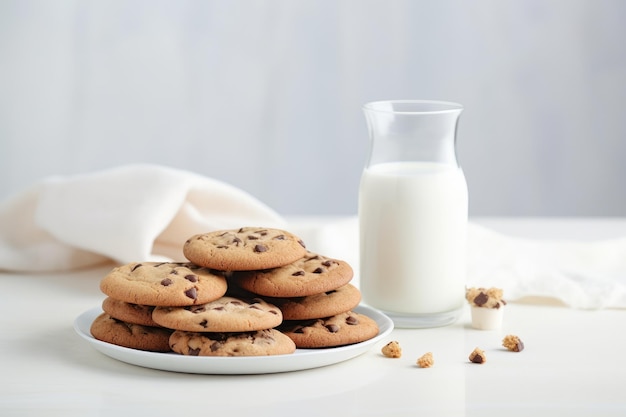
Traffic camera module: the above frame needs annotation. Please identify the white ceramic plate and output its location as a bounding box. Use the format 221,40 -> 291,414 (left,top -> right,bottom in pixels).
74,305 -> 393,374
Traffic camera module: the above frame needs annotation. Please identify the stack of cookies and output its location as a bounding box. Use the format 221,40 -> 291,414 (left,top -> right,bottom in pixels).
90,227 -> 378,356
228,251 -> 379,349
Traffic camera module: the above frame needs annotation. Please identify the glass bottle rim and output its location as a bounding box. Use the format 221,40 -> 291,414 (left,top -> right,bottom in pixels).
363,100 -> 463,115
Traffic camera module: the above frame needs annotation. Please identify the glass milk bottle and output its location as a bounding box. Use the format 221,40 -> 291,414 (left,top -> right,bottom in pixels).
359,100 -> 468,328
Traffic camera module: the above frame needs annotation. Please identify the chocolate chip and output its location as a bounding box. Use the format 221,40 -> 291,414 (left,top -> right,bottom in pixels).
232,237 -> 242,246
188,347 -> 200,356
298,240 -> 306,248
185,287 -> 197,300
160,278 -> 173,286
325,324 -> 340,333
248,235 -> 259,240
210,342 -> 222,352
474,292 -> 489,307
131,263 -> 143,272
292,270 -> 305,276
184,274 -> 198,282
199,319 -> 208,328
254,244 -> 268,253
217,245 -> 229,249
471,353 -> 485,364
345,316 -> 359,325
312,267 -> 324,274
274,234 -> 285,240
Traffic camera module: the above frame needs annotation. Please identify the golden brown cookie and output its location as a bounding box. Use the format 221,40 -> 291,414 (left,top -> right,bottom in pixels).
183,227 -> 307,271
152,296 -> 283,332
266,283 -> 361,320
101,297 -> 159,327
279,311 -> 379,348
90,313 -> 172,352
99,262 -> 228,307
169,329 -> 296,357
233,252 -> 353,298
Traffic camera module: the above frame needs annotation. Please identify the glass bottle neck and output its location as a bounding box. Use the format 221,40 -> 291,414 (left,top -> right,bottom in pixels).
363,100 -> 463,168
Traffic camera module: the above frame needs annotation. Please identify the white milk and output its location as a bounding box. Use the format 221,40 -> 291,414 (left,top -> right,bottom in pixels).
359,161 -> 468,315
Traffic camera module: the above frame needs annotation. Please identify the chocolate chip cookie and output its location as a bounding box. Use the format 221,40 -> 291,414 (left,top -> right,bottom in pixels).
183,227 -> 307,271
279,311 -> 379,348
90,313 -> 172,352
233,252 -> 353,297
169,329 -> 296,356
99,262 -> 228,306
266,283 -> 362,320
152,296 -> 283,332
101,297 -> 159,327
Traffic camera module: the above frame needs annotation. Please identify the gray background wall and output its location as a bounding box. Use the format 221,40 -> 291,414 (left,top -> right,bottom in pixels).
2,0 -> 625,217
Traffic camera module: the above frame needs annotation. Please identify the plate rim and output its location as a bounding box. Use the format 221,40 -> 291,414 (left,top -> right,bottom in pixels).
74,305 -> 394,374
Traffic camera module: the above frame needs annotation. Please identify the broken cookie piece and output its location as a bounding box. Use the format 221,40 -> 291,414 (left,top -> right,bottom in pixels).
468,347 -> 486,364
381,340 -> 402,358
416,352 -> 434,368
502,334 -> 525,352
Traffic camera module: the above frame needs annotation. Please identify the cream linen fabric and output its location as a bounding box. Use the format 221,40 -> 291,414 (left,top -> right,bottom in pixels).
0,165 -> 285,271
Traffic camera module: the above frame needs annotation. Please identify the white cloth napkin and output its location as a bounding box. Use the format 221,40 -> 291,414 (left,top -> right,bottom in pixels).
466,223 -> 626,309
298,218 -> 626,310
0,164 -> 285,271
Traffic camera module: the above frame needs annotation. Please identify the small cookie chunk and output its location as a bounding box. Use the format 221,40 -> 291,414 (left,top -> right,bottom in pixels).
233,252 -> 353,298
279,311 -> 379,348
381,341 -> 402,358
102,297 -> 159,327
90,313 -> 172,352
466,287 -> 506,309
468,347 -> 486,364
502,334 -> 525,352
264,283 -> 361,320
183,227 -> 307,271
417,352 -> 434,368
169,329 -> 296,357
100,262 -> 228,307
152,296 -> 283,332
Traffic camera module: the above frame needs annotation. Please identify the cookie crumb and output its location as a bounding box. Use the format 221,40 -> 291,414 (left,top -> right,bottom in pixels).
381,341 -> 402,358
469,347 -> 486,364
416,352 -> 434,368
502,334 -> 525,352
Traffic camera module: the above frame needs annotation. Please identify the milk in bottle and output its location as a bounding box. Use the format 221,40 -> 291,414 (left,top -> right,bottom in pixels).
359,100 -> 467,328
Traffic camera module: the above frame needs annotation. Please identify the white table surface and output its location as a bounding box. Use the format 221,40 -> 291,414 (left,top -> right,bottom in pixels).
1,217 -> 626,417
